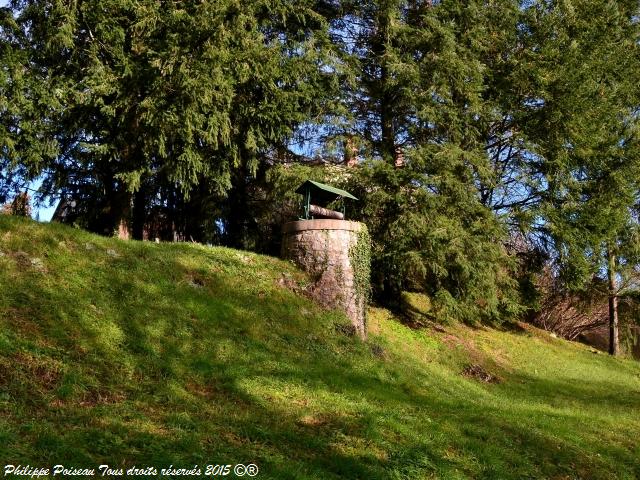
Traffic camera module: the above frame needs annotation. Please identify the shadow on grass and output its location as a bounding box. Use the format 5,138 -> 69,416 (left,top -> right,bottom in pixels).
0,219 -> 639,479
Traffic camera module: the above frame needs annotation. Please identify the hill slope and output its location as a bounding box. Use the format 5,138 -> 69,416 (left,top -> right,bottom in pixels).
0,216 -> 639,479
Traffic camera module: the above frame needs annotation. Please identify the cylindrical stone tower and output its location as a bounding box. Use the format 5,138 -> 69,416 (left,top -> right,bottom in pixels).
282,219 -> 368,338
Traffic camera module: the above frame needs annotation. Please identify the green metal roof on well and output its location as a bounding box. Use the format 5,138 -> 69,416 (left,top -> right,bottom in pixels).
295,180 -> 358,206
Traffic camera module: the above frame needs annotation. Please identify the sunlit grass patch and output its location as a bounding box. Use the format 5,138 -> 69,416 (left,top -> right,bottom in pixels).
0,216 -> 639,479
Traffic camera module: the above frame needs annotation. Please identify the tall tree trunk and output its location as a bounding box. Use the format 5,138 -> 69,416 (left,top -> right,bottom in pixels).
607,245 -> 619,356
375,4 -> 396,164
112,188 -> 132,240
90,168 -> 132,238
131,186 -> 147,241
225,169 -> 249,250
380,67 -> 395,164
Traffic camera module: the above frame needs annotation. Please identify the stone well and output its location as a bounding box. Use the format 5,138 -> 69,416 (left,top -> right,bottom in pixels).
281,219 -> 368,338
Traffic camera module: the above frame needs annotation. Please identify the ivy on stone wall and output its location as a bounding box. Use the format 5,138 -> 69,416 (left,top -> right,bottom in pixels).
349,226 -> 372,316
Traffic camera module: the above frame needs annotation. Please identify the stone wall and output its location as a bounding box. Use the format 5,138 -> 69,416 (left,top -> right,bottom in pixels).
281,219 -> 368,338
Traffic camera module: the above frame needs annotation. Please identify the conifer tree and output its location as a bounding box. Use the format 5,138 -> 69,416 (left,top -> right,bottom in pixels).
4,0 -> 338,237
523,0 -> 640,353
0,5 -> 60,204
336,1 -> 526,321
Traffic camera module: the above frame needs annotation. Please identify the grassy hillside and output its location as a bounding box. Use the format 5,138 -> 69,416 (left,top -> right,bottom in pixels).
1,216 -> 639,479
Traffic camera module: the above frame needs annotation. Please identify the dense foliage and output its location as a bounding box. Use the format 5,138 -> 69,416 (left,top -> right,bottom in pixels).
2,0 -> 640,342
2,0 -> 339,235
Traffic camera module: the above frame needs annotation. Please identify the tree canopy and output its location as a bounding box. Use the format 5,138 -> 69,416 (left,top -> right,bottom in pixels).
3,0 -> 340,234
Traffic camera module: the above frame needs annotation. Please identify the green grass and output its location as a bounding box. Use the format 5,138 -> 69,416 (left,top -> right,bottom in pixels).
0,215 -> 639,479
